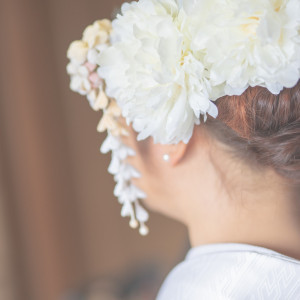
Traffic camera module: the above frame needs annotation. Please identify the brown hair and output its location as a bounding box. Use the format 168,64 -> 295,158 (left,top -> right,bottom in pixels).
203,80 -> 300,189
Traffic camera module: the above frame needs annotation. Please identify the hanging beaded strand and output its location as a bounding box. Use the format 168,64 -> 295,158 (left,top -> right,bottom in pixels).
66,19 -> 150,235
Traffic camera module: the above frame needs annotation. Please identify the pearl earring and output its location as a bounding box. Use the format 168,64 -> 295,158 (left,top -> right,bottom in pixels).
163,154 -> 170,162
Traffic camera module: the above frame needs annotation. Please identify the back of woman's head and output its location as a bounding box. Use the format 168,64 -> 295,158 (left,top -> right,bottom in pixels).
203,80 -> 300,194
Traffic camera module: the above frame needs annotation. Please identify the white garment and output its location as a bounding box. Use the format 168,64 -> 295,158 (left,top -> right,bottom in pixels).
156,243 -> 300,300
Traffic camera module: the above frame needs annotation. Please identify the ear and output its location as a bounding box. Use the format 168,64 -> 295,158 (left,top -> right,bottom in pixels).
160,141 -> 188,167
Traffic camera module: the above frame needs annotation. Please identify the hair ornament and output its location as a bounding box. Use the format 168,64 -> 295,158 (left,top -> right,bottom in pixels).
67,0 -> 300,235
67,19 -> 149,235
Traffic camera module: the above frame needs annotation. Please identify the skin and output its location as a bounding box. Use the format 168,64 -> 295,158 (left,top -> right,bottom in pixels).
119,117 -> 300,260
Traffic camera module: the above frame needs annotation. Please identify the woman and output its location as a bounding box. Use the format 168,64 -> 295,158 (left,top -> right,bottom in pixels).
67,0 -> 300,298
120,84 -> 300,299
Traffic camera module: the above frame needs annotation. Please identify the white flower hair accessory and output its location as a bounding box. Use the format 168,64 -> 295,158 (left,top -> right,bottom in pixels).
67,19 -> 150,235
67,0 -> 300,235
97,0 -> 300,144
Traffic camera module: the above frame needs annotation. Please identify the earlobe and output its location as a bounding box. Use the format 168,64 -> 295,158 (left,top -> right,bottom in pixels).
158,141 -> 188,166
169,141 -> 188,166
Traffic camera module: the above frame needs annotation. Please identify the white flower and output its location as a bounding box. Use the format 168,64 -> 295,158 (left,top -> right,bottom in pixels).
97,0 -> 216,144
83,19 -> 112,48
66,62 -> 91,95
97,0 -> 300,144
67,40 -> 89,64
187,0 -> 300,94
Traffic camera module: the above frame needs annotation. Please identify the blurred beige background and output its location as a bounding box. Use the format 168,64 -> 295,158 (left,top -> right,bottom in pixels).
0,0 -> 188,299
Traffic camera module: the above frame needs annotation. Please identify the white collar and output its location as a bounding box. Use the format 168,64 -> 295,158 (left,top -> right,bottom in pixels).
186,242 -> 300,265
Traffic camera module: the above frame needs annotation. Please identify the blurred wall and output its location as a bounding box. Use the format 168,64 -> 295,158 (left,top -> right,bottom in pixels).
0,0 -> 188,299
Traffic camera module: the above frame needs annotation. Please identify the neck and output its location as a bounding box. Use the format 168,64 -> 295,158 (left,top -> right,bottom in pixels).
175,128 -> 300,260
185,168 -> 300,260
181,137 -> 300,260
